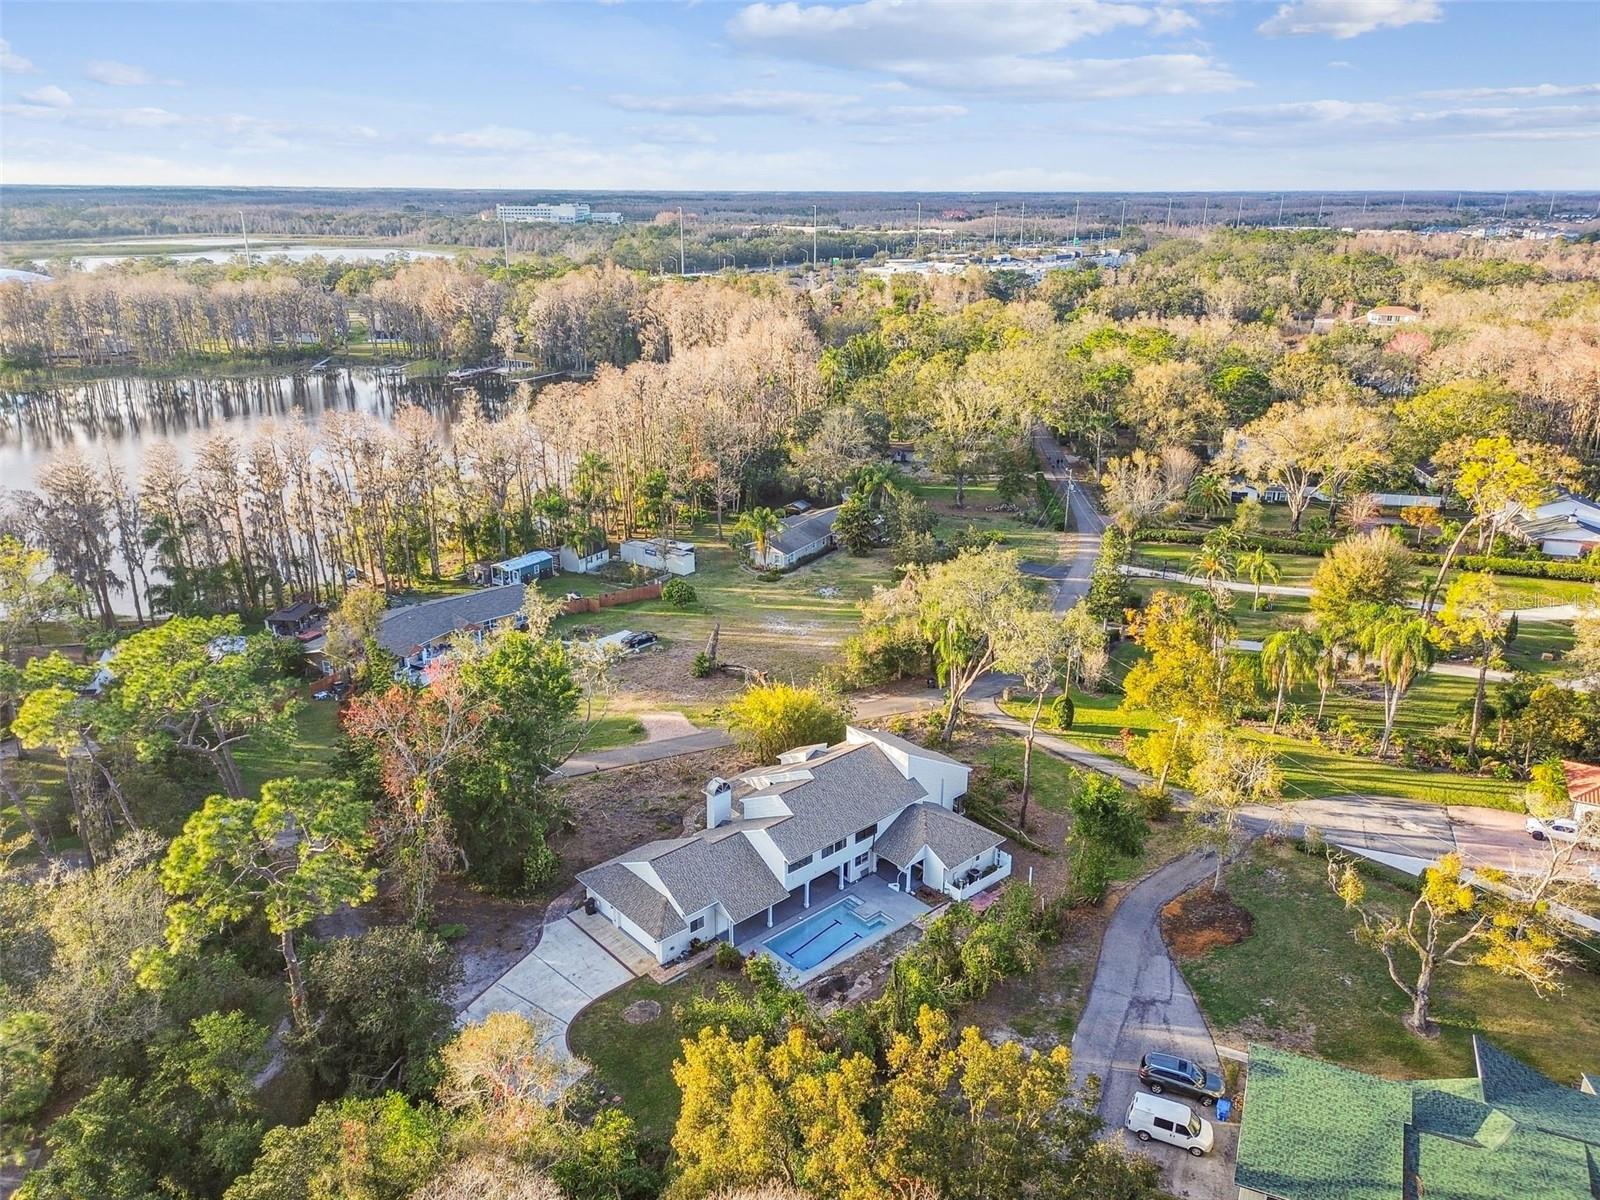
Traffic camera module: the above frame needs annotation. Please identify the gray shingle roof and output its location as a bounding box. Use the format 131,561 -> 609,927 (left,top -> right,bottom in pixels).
574,862 -> 687,939
770,505 -> 839,556
874,802 -> 1003,870
375,586 -> 526,655
743,743 -> 926,860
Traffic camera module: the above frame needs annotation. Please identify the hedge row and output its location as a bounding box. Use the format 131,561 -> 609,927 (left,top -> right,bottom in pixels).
1138,527 -> 1600,583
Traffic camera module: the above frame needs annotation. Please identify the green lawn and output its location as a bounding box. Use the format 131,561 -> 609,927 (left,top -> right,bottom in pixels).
1010,682 -> 1521,809
570,713 -> 647,753
566,966 -> 753,1142
914,482 -> 1063,566
1501,621 -> 1577,673
1182,841 -> 1600,1083
549,524 -> 899,681
236,700 -> 342,797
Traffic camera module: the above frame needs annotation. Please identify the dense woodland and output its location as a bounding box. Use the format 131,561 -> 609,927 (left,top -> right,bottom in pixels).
2,225 -> 1600,1200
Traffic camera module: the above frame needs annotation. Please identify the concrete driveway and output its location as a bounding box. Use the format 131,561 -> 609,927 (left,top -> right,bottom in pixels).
1070,852 -> 1237,1200
460,916 -> 639,1063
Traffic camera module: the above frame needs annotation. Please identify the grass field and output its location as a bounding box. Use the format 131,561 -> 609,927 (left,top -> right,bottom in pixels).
1182,841 -> 1600,1082
545,522 -> 899,682
566,965 -> 753,1142
1002,682 -> 1522,809
236,699 -> 343,797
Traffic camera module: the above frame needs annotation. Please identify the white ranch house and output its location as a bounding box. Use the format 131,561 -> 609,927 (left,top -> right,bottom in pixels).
752,505 -> 840,569
577,727 -> 1013,966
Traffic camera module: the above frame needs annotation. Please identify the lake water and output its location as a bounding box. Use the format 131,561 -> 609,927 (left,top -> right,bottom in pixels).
0,368 -> 504,494
66,244 -> 450,271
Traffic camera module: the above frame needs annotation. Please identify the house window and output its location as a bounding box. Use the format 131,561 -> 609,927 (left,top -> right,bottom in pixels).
786,853 -> 813,875
854,852 -> 870,868
689,915 -> 705,933
824,837 -> 847,858
856,825 -> 876,842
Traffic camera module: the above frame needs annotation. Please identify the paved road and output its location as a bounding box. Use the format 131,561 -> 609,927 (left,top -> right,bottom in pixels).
1070,851 -> 1237,1200
554,728 -> 734,777
1032,427 -> 1106,614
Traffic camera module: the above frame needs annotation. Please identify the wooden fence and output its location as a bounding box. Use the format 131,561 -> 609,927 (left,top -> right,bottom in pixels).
559,581 -> 662,615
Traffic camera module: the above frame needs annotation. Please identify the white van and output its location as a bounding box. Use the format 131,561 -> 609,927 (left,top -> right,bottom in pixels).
1125,1092 -> 1214,1157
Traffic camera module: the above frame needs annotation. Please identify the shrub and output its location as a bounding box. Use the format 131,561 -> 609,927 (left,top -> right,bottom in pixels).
723,681 -> 848,761
0,1011 -> 55,1138
1134,785 -> 1173,822
757,569 -> 783,582
690,651 -> 715,678
1065,841 -> 1113,906
713,941 -> 745,971
1048,694 -> 1075,731
661,578 -> 697,608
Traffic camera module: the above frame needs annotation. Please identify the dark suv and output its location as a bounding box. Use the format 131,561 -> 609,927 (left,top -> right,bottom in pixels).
1138,1052 -> 1225,1106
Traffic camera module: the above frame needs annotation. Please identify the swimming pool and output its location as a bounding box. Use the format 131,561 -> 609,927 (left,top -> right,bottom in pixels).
766,897 -> 890,972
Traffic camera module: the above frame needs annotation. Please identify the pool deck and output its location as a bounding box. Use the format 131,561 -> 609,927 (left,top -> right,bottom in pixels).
739,874 -> 930,986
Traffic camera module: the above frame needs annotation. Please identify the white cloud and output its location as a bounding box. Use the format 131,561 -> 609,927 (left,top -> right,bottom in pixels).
0,38 -> 37,73
85,59 -> 180,87
729,0 -> 1165,64
1327,59 -> 1357,69
1422,81 -> 1600,100
3,102 -> 183,129
610,89 -> 968,123
1204,98 -> 1600,141
726,0 -> 1241,100
20,84 -> 73,108
1258,0 -> 1441,39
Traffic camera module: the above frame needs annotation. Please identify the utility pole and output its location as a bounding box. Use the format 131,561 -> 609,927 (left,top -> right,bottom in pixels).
1503,192 -> 1510,218
500,214 -> 510,272
1201,196 -> 1209,227
1118,198 -> 1127,238
1019,200 -> 1025,248
1166,195 -> 1174,228
678,207 -> 685,276
1072,198 -> 1081,242
1278,194 -> 1285,224
239,210 -> 251,265
1361,193 -> 1368,215
1400,191 -> 1408,214
1548,192 -> 1557,219
1235,195 -> 1244,227
992,201 -> 999,249
1317,194 -> 1324,224
812,204 -> 818,267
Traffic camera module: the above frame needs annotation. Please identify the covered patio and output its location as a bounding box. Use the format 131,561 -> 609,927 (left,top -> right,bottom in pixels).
732,874 -> 930,983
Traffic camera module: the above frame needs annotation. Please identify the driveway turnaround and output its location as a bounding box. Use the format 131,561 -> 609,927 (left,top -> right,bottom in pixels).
1070,851 -> 1237,1200
460,916 -> 639,1063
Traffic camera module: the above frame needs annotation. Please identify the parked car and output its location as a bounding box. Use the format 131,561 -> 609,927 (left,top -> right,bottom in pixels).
1526,816 -> 1598,847
621,631 -> 658,651
1125,1092 -> 1214,1157
1138,1051 -> 1225,1106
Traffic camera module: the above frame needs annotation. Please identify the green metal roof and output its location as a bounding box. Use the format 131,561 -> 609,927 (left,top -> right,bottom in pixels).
1235,1039 -> 1600,1200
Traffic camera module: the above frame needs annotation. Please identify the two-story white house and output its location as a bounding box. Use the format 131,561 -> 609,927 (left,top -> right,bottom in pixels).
576,727 -> 1012,965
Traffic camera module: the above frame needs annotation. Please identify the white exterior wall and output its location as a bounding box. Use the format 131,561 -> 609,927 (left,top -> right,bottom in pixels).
559,546 -> 612,574
620,540 -> 696,575
846,727 -> 969,807
590,894 -> 672,964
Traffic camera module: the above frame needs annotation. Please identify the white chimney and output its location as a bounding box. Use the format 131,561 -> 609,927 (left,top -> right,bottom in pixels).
705,777 -> 732,829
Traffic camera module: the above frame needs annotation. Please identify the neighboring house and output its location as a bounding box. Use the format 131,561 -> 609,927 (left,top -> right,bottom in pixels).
1234,1039 -> 1600,1200
619,538 -> 697,576
1510,490 -> 1600,559
474,550 -> 555,586
371,586 -> 527,681
1365,305 -> 1422,326
752,505 -> 840,569
1563,760 -> 1600,824
264,600 -> 325,639
559,544 -> 612,574
577,727 -> 1012,965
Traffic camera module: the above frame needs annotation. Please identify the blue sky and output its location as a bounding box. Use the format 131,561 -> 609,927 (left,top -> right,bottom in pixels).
1,0 -> 1596,190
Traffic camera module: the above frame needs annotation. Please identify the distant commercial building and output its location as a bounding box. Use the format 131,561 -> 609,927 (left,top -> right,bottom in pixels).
495,202 -> 622,225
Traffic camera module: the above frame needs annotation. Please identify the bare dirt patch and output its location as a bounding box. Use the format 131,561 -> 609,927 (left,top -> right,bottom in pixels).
623,999 -> 663,1024
1160,886 -> 1255,959
608,641 -> 743,706
549,746 -> 749,875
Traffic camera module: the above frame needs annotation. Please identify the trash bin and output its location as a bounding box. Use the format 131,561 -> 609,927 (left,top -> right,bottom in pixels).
1215,1098 -> 1233,1123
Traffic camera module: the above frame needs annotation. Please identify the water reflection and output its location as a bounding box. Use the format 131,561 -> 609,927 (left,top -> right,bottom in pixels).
0,368 -> 508,491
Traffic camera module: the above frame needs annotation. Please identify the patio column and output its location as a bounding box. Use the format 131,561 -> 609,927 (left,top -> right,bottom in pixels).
838,864 -> 845,890
766,905 -> 774,928
803,878 -> 811,908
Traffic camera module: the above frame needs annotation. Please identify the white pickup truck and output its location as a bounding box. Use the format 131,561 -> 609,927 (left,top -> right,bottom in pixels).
1525,814 -> 1600,849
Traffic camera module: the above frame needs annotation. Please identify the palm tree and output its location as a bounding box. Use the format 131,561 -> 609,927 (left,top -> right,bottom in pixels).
1238,547 -> 1281,610
1313,630 -> 1341,722
1187,472 -> 1229,519
1261,628 -> 1318,732
1187,545 -> 1235,600
1371,609 -> 1437,756
733,507 -> 783,566
853,464 -> 902,510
